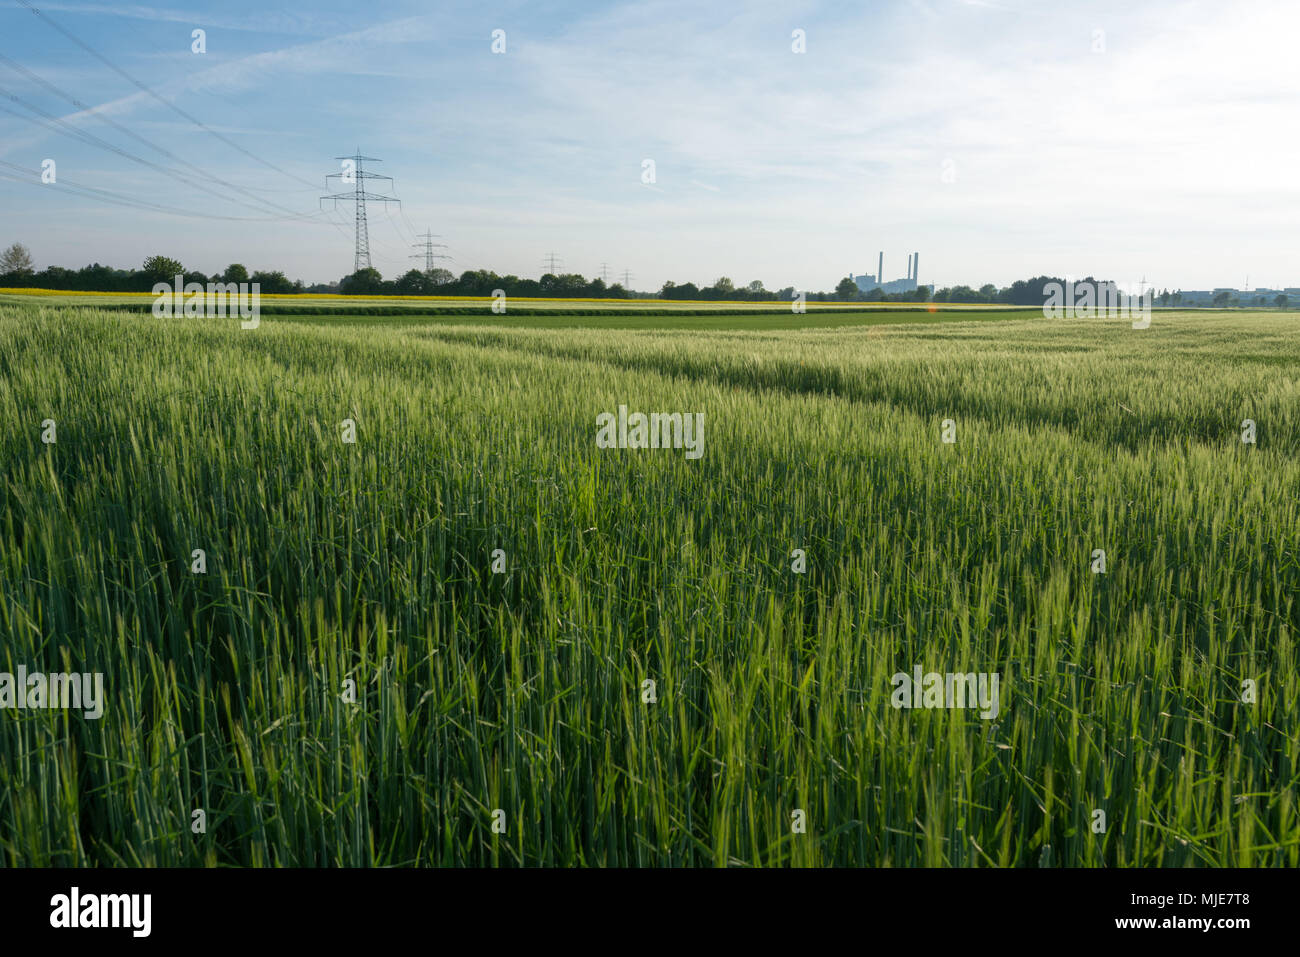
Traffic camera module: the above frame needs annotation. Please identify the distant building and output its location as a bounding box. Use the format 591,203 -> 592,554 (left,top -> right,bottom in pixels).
1175,287 -> 1289,304
854,251 -> 920,293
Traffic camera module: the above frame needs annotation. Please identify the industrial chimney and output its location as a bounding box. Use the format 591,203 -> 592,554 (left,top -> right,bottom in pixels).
878,252 -> 883,285
913,252 -> 919,283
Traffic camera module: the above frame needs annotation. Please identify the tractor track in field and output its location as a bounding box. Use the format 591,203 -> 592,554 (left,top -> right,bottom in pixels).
406,326 -> 1280,458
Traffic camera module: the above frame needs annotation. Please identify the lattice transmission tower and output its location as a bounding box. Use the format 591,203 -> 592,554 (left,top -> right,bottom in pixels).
411,230 -> 450,272
320,150 -> 400,272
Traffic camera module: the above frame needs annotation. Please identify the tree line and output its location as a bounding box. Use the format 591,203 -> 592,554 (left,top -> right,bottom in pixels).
0,245 -> 303,294
1,244 -> 1287,307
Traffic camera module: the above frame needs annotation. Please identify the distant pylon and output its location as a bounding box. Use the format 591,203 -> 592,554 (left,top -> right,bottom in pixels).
411,229 -> 449,272
321,149 -> 400,273
600,262 -> 610,283
542,252 -> 563,276
621,269 -> 633,289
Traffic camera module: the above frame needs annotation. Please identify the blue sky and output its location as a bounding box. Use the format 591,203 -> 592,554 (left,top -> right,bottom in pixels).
2,0 -> 1299,290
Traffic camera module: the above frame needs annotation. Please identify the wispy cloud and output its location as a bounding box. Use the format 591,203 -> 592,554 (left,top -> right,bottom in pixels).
33,2 -> 338,36
4,0 -> 1300,289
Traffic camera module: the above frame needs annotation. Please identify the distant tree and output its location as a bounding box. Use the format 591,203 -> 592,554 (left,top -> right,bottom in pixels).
1212,290 -> 1231,307
456,269 -> 501,296
339,267 -> 383,295
250,270 -> 295,294
835,276 -> 859,301
142,255 -> 185,283
746,280 -> 766,295
712,276 -> 735,298
1275,293 -> 1289,309
552,273 -> 588,297
395,269 -> 429,295
223,263 -> 249,283
606,282 -> 628,299
77,262 -> 128,292
36,265 -> 75,289
0,242 -> 34,276
425,267 -> 454,286
1003,278 -> 1038,305
536,272 -> 587,296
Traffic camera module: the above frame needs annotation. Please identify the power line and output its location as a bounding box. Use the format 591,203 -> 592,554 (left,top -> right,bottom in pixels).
621,268 -> 633,289
542,252 -> 562,276
14,0 -> 319,190
369,206 -> 423,261
0,157 -> 315,222
394,205 -> 424,245
321,204 -> 360,246
0,88 -> 317,222
0,52 -> 316,221
410,229 -> 449,273
321,150 -> 400,273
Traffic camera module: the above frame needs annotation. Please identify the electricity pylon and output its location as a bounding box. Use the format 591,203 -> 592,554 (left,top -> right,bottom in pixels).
411,230 -> 449,272
321,150 -> 400,273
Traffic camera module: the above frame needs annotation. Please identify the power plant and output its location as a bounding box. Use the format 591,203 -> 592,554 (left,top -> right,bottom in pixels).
853,251 -> 921,294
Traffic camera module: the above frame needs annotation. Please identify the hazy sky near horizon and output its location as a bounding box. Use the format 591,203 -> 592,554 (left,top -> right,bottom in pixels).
1,0 -> 1298,291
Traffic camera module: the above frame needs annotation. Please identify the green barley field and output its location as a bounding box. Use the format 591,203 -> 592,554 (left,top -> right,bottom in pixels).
1,301 -> 1297,867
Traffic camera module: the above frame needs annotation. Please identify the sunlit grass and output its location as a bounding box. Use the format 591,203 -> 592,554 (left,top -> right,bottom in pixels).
0,304 -> 1296,866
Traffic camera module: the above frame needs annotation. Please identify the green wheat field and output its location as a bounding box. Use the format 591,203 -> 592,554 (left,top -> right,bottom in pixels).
1,301 -> 1297,867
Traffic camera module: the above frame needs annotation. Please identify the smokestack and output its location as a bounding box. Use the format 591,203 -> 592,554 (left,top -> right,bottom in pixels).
913,252 -> 919,283
908,253 -> 914,280
878,251 -> 883,285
